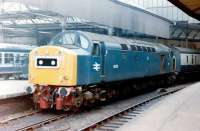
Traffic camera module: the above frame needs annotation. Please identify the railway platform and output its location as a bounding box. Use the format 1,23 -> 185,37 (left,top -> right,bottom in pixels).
0,80 -> 30,100
117,82 -> 200,131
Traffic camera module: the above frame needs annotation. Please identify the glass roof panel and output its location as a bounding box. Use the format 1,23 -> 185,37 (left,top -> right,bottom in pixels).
0,2 -> 29,13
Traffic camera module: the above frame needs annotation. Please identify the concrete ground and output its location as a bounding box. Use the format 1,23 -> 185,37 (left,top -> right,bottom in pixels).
117,82 -> 200,131
0,80 -> 30,100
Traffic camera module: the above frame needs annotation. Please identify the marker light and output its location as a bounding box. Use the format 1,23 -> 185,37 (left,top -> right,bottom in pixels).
26,85 -> 36,94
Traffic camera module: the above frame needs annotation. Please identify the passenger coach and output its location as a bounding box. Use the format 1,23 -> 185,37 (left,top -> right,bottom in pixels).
0,43 -> 36,79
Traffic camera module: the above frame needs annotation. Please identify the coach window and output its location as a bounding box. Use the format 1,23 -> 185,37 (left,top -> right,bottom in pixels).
195,56 -> 197,64
92,43 -> 100,56
4,53 -> 14,64
192,55 -> 194,64
186,56 -> 189,63
0,53 -> 2,64
15,54 -> 20,64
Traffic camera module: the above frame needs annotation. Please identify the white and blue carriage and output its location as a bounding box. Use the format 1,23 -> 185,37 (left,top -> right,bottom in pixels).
0,43 -> 35,79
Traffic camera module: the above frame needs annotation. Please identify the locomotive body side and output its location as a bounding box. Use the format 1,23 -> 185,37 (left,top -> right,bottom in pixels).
99,42 -> 175,82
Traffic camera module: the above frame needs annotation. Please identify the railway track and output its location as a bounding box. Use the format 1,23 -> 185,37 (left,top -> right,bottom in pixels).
16,114 -> 69,131
0,111 -> 71,131
0,109 -> 39,124
79,85 -> 187,131
0,83 -> 191,131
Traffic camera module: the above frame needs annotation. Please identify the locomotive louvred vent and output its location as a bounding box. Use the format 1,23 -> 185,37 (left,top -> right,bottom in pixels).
36,58 -> 58,67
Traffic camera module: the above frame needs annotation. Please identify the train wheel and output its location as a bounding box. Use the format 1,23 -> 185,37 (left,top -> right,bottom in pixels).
33,91 -> 40,111
74,95 -> 83,108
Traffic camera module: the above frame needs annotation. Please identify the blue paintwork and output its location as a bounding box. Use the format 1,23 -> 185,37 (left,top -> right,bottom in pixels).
50,31 -> 187,86
76,44 -> 174,85
77,55 -> 90,85
101,43 -> 172,82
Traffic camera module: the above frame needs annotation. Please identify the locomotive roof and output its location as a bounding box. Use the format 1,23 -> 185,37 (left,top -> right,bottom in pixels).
76,31 -> 171,52
0,43 -> 36,51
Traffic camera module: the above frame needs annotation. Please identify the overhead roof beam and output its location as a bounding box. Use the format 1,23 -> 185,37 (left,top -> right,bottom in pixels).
168,0 -> 200,21
193,7 -> 200,12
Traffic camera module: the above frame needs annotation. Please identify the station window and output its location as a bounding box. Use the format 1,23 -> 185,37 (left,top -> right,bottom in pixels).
130,45 -> 137,51
120,44 -> 128,50
4,53 -> 14,64
92,43 -> 100,56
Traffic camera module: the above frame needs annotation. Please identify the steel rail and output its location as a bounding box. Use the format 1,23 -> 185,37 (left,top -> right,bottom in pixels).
16,114 -> 69,131
79,87 -> 185,131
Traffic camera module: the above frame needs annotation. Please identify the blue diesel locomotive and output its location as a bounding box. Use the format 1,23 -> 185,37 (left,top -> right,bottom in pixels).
28,31 -> 200,110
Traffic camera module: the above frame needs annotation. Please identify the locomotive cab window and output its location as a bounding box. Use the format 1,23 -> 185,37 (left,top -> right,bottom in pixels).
50,32 -> 77,47
79,35 -> 89,49
92,43 -> 100,56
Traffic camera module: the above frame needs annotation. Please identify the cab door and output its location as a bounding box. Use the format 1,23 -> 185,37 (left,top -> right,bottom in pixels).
90,42 -> 105,84
160,54 -> 165,74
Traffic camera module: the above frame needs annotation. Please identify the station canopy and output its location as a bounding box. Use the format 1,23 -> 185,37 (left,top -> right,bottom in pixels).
0,2 -> 60,25
0,2 -> 103,29
0,1 -> 110,45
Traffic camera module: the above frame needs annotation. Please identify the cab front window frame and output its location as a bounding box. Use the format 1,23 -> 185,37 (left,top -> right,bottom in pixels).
50,32 -> 91,50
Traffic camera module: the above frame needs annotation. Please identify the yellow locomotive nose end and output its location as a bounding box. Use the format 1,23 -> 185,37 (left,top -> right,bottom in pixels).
29,46 -> 77,86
